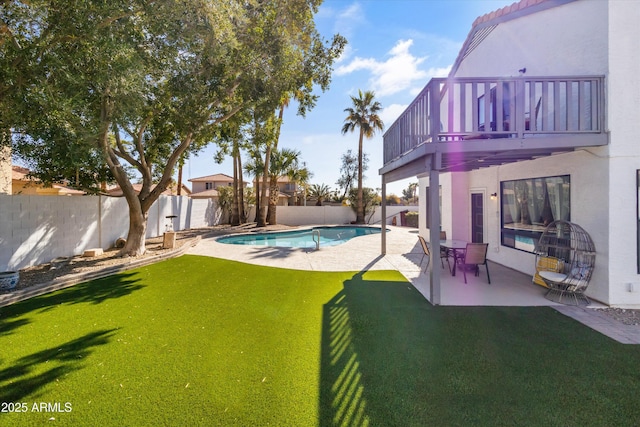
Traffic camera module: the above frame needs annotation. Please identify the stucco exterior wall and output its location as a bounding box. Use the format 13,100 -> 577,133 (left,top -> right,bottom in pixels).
606,0 -> 640,307
425,0 -> 640,306
419,149 -> 613,303
455,0 -> 608,78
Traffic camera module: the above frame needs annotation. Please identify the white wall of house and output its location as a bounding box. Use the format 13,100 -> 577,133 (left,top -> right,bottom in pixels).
420,150 -> 612,302
455,0 -> 608,79
416,0 -> 640,306
606,0 -> 640,307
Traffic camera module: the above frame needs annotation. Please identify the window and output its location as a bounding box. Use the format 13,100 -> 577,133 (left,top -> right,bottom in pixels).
501,175 -> 570,253
205,182 -> 213,190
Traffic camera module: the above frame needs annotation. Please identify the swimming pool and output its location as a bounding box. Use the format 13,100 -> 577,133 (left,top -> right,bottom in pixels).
217,226 -> 383,248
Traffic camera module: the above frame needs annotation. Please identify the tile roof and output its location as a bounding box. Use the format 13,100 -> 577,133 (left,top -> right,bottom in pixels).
188,173 -> 234,183
11,166 -> 31,180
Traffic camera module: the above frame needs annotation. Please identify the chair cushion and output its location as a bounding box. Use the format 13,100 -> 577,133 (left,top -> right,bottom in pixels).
539,271 -> 568,282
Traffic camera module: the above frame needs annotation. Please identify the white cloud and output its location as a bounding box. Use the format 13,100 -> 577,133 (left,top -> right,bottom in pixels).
334,2 -> 366,38
334,44 -> 353,64
335,39 -> 430,97
380,104 -> 408,128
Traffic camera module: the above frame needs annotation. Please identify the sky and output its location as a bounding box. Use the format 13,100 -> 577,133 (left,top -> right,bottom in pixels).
183,0 -> 517,196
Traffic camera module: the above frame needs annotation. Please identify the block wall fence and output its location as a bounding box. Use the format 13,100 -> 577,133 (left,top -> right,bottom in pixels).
0,195 -> 412,271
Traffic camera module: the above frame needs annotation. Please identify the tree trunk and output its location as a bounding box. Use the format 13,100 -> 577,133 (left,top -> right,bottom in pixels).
268,176 -> 279,225
257,145 -> 271,227
231,151 -> 240,226
177,164 -> 183,196
254,180 -> 261,223
120,200 -> 148,257
356,129 -> 365,224
0,141 -> 11,195
237,155 -> 246,223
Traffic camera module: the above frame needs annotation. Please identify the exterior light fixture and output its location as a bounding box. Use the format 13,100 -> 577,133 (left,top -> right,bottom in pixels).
490,193 -> 498,200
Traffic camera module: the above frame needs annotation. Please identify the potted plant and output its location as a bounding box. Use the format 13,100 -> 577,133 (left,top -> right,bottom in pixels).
0,271 -> 19,290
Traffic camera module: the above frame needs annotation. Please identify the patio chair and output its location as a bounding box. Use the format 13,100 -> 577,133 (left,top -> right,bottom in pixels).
417,236 -> 431,273
535,220 -> 596,306
439,231 -> 452,270
456,243 -> 491,284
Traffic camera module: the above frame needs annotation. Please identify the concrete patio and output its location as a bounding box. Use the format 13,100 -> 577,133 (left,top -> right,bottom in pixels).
188,225 -> 564,307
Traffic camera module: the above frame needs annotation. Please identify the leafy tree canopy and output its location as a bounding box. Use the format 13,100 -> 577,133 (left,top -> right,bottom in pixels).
2,0 -> 345,254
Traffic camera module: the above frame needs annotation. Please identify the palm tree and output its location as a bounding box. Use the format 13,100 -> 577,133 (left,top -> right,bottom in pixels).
308,183 -> 332,206
267,147 -> 303,225
341,90 -> 384,223
289,163 -> 313,205
244,148 -> 265,223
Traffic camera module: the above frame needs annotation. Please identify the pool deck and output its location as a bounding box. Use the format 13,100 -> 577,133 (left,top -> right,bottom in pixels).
188,225 -> 640,344
188,225 -> 567,307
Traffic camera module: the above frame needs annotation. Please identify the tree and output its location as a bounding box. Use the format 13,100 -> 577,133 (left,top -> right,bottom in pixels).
341,90 -> 384,224
216,186 -> 234,225
250,2 -> 346,227
386,194 -> 402,205
336,149 -> 368,202
402,182 -> 418,204
244,143 -> 266,223
267,148 -> 306,225
308,183 -> 332,206
5,1 -> 344,255
347,187 -> 380,224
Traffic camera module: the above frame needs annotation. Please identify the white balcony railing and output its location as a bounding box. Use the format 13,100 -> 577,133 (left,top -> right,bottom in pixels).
383,76 -> 605,165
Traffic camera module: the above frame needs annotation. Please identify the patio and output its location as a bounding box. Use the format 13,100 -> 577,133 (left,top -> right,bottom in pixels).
187,225 -> 560,307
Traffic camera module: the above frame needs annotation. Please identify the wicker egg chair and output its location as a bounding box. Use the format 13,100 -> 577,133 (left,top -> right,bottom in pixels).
534,220 -> 596,306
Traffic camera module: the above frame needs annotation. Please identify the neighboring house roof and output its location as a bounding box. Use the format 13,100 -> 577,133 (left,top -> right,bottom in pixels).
450,0 -> 576,76
191,188 -> 288,199
188,173 -> 235,183
12,166 -> 31,180
11,166 -> 85,195
107,182 -> 191,197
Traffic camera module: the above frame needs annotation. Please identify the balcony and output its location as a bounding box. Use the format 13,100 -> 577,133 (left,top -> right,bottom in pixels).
381,76 -> 607,175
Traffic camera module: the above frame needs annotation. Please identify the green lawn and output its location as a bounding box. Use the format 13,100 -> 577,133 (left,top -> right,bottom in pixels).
1,255 -> 640,426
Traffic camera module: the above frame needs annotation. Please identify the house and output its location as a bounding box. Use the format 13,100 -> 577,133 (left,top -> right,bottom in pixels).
11,166 -> 85,196
379,0 -> 639,307
188,173 -> 246,194
254,176 -> 300,206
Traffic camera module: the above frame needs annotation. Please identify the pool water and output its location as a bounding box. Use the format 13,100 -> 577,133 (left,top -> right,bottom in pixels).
217,226 -> 383,248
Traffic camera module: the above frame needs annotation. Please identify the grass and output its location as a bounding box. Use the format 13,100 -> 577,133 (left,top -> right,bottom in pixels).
1,255 -> 640,426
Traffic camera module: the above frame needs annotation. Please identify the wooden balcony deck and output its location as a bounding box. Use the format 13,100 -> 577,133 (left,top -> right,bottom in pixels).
381,76 -> 608,176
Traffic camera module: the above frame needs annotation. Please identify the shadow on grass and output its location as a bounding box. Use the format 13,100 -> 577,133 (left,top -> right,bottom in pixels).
0,273 -> 144,336
319,270 -> 640,426
0,329 -> 116,402
319,264 -> 431,426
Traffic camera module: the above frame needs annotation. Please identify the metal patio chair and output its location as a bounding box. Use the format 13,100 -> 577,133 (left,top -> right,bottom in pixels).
456,243 -> 491,284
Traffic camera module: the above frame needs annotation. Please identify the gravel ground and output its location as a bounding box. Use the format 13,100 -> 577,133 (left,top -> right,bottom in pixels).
7,224 -> 293,292
594,308 -> 640,326
5,223 -> 640,326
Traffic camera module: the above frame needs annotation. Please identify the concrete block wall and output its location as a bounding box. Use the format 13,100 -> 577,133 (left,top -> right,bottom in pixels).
0,194 -> 416,271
